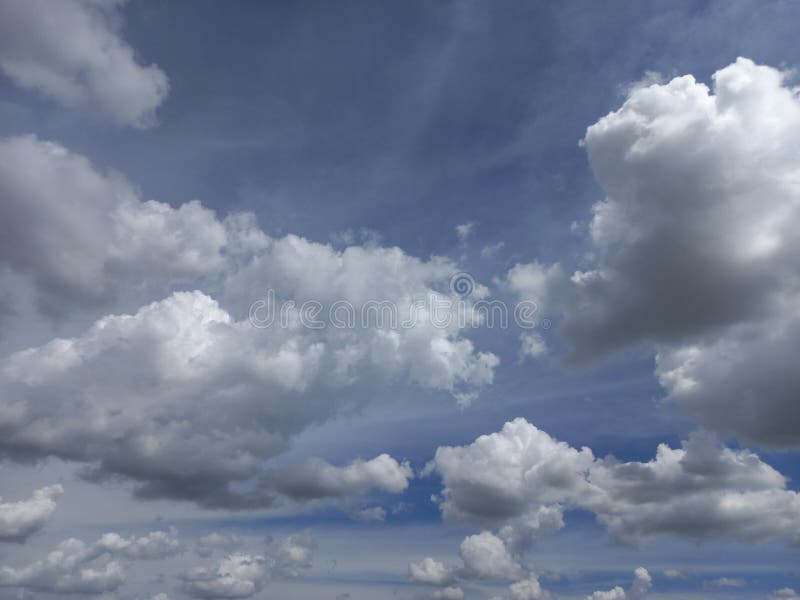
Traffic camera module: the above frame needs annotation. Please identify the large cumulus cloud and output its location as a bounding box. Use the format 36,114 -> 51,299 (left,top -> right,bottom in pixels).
509,58 -> 800,446
425,418 -> 800,546
182,531 -> 316,599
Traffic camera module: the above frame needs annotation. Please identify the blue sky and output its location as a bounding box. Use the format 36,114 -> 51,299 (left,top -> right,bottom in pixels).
0,2 -> 800,599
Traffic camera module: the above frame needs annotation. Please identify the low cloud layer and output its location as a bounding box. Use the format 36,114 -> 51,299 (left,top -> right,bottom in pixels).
586,568 -> 652,600
0,136 -> 497,509
183,531 -> 316,599
0,527 -> 179,595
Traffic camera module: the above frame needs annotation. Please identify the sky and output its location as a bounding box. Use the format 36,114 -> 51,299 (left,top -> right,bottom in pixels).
0,1 -> 799,599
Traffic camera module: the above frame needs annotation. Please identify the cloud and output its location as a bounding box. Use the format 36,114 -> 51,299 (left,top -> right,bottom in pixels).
0,528 -> 178,595
0,484 -> 62,542
455,222 -> 477,242
426,417 -> 592,525
195,533 -> 243,558
585,433 -> 800,545
264,454 -> 413,501
431,586 -> 464,600
409,535 -> 543,600
519,333 -> 547,359
458,531 -> 522,580
409,557 -> 455,586
183,553 -> 268,599
587,568 -> 651,600
265,530 -> 316,578
348,506 -> 387,522
0,136 -> 243,316
509,576 -> 548,600
426,418 -> 800,546
480,242 -> 505,258
770,589 -> 800,600
507,58 -> 800,446
655,316 -> 800,447
95,527 -> 180,560
707,577 -> 745,588
0,0 -> 169,126
662,569 -> 686,580
410,532 -> 524,590
0,229 -> 495,508
183,531 -> 315,599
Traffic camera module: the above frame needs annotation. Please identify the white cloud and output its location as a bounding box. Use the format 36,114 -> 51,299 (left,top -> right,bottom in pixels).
455,222 -> 477,242
587,586 -> 625,600
0,0 -> 169,127
183,553 -> 268,599
0,528 -> 178,595
708,577 -> 745,588
458,531 -> 522,580
96,527 -> 180,559
348,506 -> 387,522
655,313 -> 800,446
427,418 -> 800,546
0,136 -> 239,316
183,531 -> 315,599
195,533 -> 243,558
427,418 -> 593,525
507,58 -> 800,446
509,576 -> 548,600
0,234 -> 495,508
480,242 -> 505,258
662,569 -> 686,580
265,454 -> 413,501
585,433 -> 800,545
769,589 -> 800,600
432,586 -> 464,600
587,568 -> 651,600
409,557 -> 455,586
265,530 -> 316,578
409,537 -> 537,598
0,484 -> 62,542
